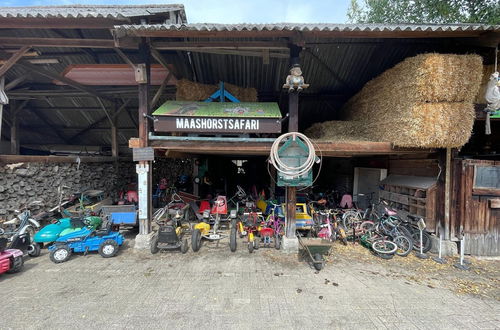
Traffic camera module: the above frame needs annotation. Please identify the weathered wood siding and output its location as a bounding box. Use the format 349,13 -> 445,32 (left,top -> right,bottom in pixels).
451,159 -> 500,256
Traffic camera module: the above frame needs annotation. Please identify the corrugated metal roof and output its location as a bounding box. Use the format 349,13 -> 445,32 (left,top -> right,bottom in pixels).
0,4 -> 185,20
115,22 -> 500,33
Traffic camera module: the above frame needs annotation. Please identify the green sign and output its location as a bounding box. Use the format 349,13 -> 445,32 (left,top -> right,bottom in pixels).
153,101 -> 282,118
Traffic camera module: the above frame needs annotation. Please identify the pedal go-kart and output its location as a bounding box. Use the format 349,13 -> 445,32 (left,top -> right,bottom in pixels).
282,203 -> 314,235
192,196 -> 234,252
34,216 -> 102,246
48,218 -> 124,263
0,237 -> 24,275
151,196 -> 190,254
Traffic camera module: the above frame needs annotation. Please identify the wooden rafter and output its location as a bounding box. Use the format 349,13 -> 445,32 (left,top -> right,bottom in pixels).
152,41 -> 290,50
68,99 -> 133,143
0,46 -> 31,77
0,37 -> 121,49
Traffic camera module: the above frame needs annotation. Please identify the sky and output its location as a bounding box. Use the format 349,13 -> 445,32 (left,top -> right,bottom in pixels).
4,0 -> 351,23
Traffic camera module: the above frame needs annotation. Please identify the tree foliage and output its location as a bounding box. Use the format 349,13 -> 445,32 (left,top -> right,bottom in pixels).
347,0 -> 500,24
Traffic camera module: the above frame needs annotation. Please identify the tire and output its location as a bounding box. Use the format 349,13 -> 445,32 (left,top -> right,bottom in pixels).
180,238 -> 189,254
412,231 -> 432,253
98,240 -> 119,258
50,245 -> 72,263
371,239 -> 397,255
342,211 -> 361,230
375,252 -> 394,260
274,235 -> 281,250
393,235 -> 413,257
28,243 -> 41,257
254,238 -> 259,250
313,253 -> 324,271
248,241 -> 254,253
229,227 -> 237,252
150,234 -> 159,254
7,256 -> 24,273
191,229 -> 202,252
359,221 -> 375,233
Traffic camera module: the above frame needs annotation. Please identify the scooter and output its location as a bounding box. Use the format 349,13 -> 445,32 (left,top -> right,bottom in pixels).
0,237 -> 24,275
1,201 -> 42,257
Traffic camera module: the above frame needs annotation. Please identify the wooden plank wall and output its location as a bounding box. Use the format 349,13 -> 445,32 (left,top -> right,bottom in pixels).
451,159 -> 500,256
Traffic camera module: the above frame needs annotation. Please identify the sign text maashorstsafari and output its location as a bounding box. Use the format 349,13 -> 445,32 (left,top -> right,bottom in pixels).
152,101 -> 282,133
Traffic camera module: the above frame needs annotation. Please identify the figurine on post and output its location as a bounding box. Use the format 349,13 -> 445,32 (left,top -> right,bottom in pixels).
283,64 -> 309,93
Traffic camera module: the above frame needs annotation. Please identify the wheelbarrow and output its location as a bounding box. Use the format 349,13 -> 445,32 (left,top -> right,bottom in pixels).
297,235 -> 333,271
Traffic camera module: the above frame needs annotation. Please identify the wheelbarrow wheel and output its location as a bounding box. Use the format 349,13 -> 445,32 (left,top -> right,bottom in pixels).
313,253 -> 324,271
230,227 -> 237,252
191,229 -> 202,252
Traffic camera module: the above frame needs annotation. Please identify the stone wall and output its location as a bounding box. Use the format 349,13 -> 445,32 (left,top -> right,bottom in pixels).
0,161 -> 135,221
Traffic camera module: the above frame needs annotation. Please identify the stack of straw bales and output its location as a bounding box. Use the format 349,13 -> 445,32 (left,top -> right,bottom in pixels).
176,79 -> 258,102
308,53 -> 483,148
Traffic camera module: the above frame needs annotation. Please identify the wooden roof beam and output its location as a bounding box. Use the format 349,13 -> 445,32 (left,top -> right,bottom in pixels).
0,37 -> 130,49
152,41 -> 290,50
0,17 -> 126,29
0,46 -> 31,78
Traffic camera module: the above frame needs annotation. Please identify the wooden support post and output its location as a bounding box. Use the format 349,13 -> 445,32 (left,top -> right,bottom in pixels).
10,103 -> 19,154
137,38 -> 152,235
284,44 -> 301,239
111,103 -> 118,158
444,147 -> 452,240
0,77 -> 4,142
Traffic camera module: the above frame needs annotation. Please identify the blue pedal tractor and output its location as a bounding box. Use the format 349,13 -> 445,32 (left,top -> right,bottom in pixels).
48,217 -> 124,263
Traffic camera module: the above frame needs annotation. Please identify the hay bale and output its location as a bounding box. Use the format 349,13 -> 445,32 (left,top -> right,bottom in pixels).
361,103 -> 475,148
315,53 -> 483,148
346,53 -> 482,108
309,103 -> 474,148
175,79 -> 257,102
475,65 -> 495,104
304,120 -> 371,142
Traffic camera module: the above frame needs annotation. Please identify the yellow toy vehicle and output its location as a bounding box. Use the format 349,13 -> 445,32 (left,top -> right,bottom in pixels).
281,203 -> 314,232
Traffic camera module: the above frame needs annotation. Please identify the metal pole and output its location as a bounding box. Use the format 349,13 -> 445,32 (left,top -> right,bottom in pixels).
432,226 -> 446,264
454,234 -> 469,270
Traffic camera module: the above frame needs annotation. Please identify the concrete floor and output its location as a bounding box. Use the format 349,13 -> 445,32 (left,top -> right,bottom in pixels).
1,235 -> 499,330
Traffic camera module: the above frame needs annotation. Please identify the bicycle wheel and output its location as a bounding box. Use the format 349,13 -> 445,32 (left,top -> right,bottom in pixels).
359,221 -> 375,233
393,235 -> 413,257
412,231 -> 432,253
342,210 -> 361,231
371,239 -> 397,255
